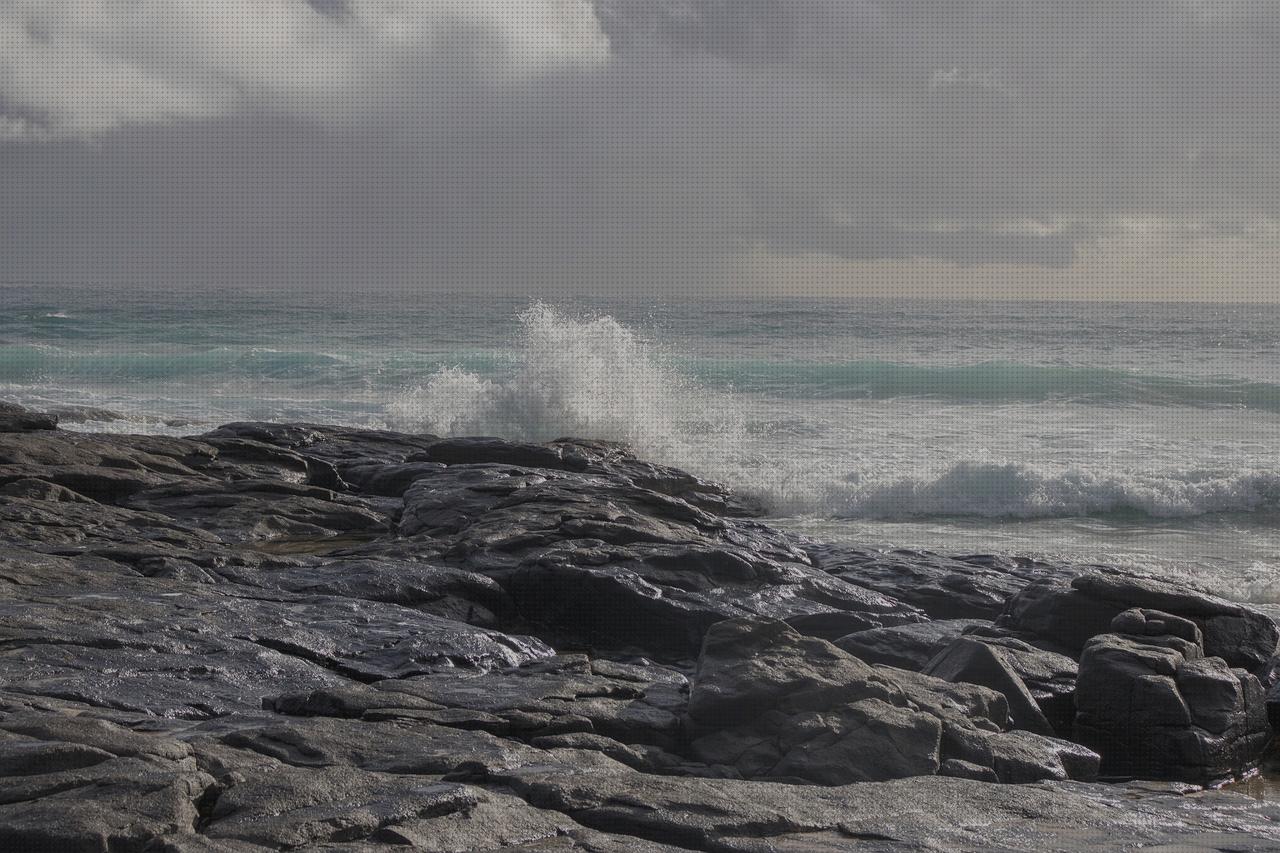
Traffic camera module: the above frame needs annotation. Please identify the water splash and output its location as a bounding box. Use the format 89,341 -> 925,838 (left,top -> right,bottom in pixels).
388,302 -> 744,461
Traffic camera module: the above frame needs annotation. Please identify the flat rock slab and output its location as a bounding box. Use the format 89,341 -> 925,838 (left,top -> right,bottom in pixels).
495,766 -> 1280,852
0,576 -> 551,717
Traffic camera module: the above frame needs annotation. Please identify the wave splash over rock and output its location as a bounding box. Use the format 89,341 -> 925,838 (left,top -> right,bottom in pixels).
389,301 -> 744,465
386,304 -> 1280,525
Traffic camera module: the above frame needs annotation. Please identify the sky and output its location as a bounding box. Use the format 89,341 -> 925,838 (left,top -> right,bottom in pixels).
1,0 -> 1278,300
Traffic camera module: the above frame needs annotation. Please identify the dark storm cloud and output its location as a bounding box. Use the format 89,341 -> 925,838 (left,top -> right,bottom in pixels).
304,0 -> 353,21
1,1 -> 1277,290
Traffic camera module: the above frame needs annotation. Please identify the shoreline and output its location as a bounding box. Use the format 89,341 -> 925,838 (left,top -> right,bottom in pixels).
2,403 -> 1279,849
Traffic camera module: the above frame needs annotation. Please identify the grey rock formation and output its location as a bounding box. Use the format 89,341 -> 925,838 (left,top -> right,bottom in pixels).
1002,574 -> 1280,674
686,617 -> 1097,785
835,618 -> 991,670
0,402 -> 58,432
923,637 -> 1056,735
1075,611 -> 1272,782
0,418 -> 1277,849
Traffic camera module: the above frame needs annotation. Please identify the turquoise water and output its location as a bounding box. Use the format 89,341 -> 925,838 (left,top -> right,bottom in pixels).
4,284 -> 1280,604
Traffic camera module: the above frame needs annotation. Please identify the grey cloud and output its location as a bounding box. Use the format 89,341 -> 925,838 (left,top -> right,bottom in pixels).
304,0 -> 353,21
753,222 -> 1083,269
1,1 -> 1277,289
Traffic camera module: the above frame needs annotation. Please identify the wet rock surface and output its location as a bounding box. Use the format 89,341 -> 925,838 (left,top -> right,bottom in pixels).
0,406 -> 1277,850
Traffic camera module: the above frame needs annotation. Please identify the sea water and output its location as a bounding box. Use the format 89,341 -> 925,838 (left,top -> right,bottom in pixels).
3,284 -> 1279,605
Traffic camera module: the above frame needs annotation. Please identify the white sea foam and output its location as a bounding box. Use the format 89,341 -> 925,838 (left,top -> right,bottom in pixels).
781,461 -> 1280,520
388,303 -> 1280,523
389,302 -> 744,459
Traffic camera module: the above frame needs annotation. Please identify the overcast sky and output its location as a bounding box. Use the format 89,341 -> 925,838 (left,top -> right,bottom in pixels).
2,1 -> 1278,299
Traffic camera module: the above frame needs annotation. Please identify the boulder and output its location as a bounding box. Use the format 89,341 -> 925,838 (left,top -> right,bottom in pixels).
1075,631 -> 1271,782
959,629 -> 1080,736
0,403 -> 57,433
923,637 -> 1054,735
686,618 -> 1094,785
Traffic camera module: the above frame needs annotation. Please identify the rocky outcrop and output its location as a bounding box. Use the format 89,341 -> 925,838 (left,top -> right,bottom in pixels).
810,544 -> 1061,619
0,411 -> 1278,849
835,618 -> 991,670
923,637 -> 1057,736
1001,574 -> 1280,674
0,402 -> 58,432
1074,609 -> 1272,783
686,617 -> 1098,785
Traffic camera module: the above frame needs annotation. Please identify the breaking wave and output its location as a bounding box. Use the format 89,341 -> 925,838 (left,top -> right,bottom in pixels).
387,304 -> 1280,523
388,302 -> 743,457
760,461 -> 1280,521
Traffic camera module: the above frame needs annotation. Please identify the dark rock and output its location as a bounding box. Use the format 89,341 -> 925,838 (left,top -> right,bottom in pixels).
0,462 -> 173,502
687,618 -> 901,730
3,421 -> 1279,850
1075,632 -> 1272,782
369,654 -> 687,750
0,402 -> 57,432
0,575 -> 551,717
411,436 -> 590,471
686,618 -> 1093,786
214,716 -> 549,776
394,461 -> 922,659
808,544 -> 1061,619
1001,573 -> 1280,674
0,756 -> 214,852
200,421 -> 440,466
0,478 -> 92,502
204,765 -> 478,848
493,766 -> 1280,850
218,557 -> 514,626
835,618 -> 991,670
981,730 -> 1100,784
1112,606 -> 1204,645
125,479 -> 388,541
338,460 -> 447,496
938,758 -> 999,782
957,631 -> 1080,736
923,637 -> 1054,735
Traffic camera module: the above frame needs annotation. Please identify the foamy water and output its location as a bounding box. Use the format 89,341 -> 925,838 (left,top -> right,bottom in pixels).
4,285 -> 1279,603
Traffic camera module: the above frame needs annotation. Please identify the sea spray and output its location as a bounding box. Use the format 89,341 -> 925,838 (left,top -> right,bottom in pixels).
8,287 -> 1280,603
388,302 -> 747,462
387,304 -> 1280,524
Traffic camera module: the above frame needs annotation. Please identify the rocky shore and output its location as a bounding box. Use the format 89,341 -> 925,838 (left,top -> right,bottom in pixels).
2,402 -> 1280,850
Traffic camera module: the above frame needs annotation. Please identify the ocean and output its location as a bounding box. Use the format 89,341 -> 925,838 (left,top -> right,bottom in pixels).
3,284 -> 1279,605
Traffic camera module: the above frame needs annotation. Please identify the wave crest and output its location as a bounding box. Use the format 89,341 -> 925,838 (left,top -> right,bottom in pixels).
768,462 -> 1280,520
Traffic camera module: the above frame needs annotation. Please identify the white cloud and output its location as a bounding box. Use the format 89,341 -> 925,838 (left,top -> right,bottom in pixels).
0,0 -> 609,138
